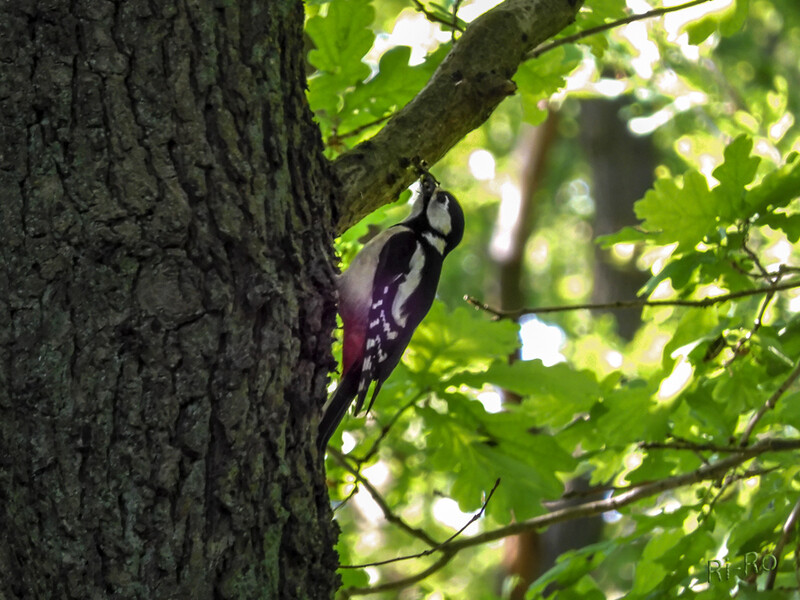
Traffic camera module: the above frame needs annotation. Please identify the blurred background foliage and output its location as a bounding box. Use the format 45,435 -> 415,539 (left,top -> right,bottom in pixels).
305,0 -> 800,597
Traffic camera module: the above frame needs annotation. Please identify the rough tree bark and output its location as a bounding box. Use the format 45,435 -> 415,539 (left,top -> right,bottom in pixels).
0,1 -> 339,598
0,0 -> 587,596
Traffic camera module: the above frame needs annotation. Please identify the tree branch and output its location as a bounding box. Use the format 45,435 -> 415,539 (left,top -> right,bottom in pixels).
328,115 -> 393,147
328,447 -> 439,547
330,0 -> 724,231
640,440 -> 765,453
739,358 -> 800,447
724,289 -> 775,366
465,279 -> 800,320
411,0 -> 466,33
454,439 -> 800,550
766,495 -> 800,590
343,438 -> 800,596
342,478 -> 500,570
341,551 -> 458,598
352,392 -> 424,466
527,0 -> 713,60
332,0 -> 582,231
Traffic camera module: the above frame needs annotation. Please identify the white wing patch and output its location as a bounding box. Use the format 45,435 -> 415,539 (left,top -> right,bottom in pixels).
392,242 -> 425,328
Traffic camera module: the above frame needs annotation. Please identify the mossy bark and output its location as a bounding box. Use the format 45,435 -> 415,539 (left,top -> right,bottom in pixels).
0,1 -> 339,598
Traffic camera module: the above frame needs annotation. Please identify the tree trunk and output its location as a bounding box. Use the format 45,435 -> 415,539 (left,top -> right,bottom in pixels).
0,1 -> 339,598
580,97 -> 655,340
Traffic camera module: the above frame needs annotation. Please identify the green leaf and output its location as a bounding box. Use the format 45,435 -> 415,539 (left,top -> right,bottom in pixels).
422,396 -> 575,521
526,541 -> 614,599
515,46 -> 581,125
686,17 -> 718,46
774,391 -> 800,431
727,496 -> 788,556
306,0 -> 375,114
455,360 -> 601,428
755,211 -> 800,243
406,303 -> 520,381
597,384 -> 665,446
630,559 -> 667,595
627,451 -> 680,484
335,539 -> 370,587
746,152 -> 800,216
720,0 -> 750,36
683,382 -> 737,438
634,170 -> 718,250
341,44 -> 448,125
712,134 -> 760,221
306,0 -> 374,73
641,529 -> 685,563
556,0 -> 625,58
596,226 -> 654,248
685,0 -> 750,44
640,251 -> 717,297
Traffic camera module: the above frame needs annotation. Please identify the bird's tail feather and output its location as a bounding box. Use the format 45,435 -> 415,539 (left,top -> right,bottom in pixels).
317,372 -> 359,452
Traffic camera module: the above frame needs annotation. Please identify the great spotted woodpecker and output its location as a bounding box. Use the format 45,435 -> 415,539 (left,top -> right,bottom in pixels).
318,174 -> 465,451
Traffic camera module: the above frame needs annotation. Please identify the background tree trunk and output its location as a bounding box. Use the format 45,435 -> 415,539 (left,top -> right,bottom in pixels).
499,98 -> 654,597
0,1 -> 339,598
581,97 -> 655,340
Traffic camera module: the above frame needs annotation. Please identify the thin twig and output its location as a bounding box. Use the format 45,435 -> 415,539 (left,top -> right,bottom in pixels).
342,438 -> 800,596
451,0 -> 464,42
429,478 -> 500,548
699,473 -> 737,523
729,258 -> 764,280
743,245 -> 771,280
331,392 -> 424,514
699,465 -> 780,523
353,392 -> 424,466
766,496 -> 800,590
653,434 -> 712,463
527,0 -> 713,60
722,232 -> 778,365
740,226 -> 773,282
739,359 -> 800,446
724,290 -> 775,366
640,440 -> 765,453
411,0 -> 465,32
342,478 -> 501,570
328,114 -> 393,147
777,265 -> 800,276
333,482 -> 361,513
796,536 -> 800,589
341,551 -> 458,598
465,279 -> 800,320
557,460 -> 778,505
328,447 -> 439,547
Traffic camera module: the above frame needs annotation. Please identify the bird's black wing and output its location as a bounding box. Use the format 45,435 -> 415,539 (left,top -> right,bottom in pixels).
353,228 -> 421,415
317,228 -> 419,451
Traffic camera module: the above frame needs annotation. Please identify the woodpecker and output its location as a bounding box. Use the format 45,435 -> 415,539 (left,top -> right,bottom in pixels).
318,174 -> 465,451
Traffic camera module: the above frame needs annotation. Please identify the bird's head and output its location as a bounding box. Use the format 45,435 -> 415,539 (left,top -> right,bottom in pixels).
406,174 -> 464,255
